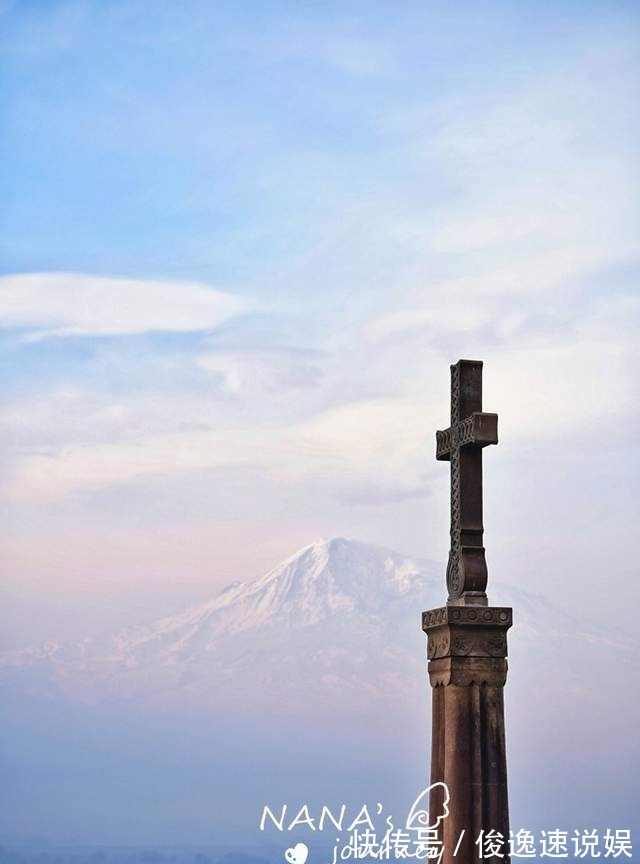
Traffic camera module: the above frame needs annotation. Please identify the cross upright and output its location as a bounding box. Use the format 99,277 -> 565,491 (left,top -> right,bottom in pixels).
436,359 -> 498,605
424,359 -> 512,864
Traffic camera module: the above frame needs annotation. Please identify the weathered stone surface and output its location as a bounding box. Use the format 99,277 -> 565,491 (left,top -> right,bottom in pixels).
435,359 -> 498,606
424,360 -> 512,864
429,679 -> 510,862
423,605 -> 512,661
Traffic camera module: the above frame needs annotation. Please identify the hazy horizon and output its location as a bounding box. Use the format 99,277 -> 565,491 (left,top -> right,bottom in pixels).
2,536 -> 638,846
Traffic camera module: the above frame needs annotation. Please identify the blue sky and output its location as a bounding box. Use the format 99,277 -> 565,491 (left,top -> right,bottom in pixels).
1,0 -> 639,647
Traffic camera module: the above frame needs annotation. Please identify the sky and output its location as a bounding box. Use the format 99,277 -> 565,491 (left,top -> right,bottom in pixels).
1,0 -> 639,648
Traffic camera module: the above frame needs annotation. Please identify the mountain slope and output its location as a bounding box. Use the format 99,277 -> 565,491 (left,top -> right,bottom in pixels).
1,537 -> 637,713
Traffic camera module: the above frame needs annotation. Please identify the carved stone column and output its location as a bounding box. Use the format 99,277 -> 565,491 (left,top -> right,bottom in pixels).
422,605 -> 512,864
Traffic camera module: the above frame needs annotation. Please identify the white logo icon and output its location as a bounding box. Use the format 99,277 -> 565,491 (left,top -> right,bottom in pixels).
285,842 -> 309,864
406,782 -> 451,831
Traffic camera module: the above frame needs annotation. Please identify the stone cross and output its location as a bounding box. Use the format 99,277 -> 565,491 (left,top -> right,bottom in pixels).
423,359 -> 512,864
436,359 -> 498,605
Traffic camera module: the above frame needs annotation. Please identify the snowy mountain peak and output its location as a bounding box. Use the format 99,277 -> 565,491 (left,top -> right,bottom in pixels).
0,538 -> 437,687
1,537 -> 637,711
202,536 -> 433,633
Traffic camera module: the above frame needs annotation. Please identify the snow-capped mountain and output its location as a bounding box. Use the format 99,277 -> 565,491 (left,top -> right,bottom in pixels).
0,538 -> 436,706
3,538 -> 638,844
1,537 -> 637,713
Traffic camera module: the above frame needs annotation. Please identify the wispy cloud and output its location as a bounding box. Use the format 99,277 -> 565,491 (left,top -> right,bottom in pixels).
0,396 -> 431,503
0,273 -> 250,339
2,314 -> 633,506
195,348 -> 323,396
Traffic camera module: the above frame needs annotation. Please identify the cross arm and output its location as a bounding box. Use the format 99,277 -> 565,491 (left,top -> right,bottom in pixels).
435,412 -> 499,461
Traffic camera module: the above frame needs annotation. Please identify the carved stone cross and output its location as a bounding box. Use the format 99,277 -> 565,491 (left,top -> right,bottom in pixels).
436,359 -> 498,605
424,359 -> 511,864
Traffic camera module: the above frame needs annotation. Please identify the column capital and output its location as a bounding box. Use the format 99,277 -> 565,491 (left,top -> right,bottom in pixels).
422,604 -> 512,682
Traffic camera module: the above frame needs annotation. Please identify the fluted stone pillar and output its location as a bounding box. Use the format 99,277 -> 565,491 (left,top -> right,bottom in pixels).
422,605 -> 512,864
